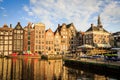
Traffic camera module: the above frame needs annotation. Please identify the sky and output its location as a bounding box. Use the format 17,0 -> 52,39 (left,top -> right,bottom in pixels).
0,0 -> 120,32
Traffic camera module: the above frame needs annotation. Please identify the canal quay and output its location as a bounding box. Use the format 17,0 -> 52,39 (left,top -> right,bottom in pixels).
0,55 -> 120,80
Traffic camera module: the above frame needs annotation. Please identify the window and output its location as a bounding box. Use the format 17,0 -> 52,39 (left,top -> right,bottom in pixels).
36,30 -> 38,33
5,36 -> 8,40
63,36 -> 65,38
9,36 -> 12,39
39,46 -> 41,49
5,45 -> 8,50
17,35 -> 20,39
1,32 -> 3,35
42,46 -> 44,49
5,41 -> 8,44
46,41 -> 48,44
17,30 -> 21,33
42,30 -> 44,33
21,30 -> 23,33
9,45 -> 12,50
28,31 -> 30,35
42,35 -> 44,38
36,40 -> 38,43
28,36 -> 30,40
28,41 -> 30,45
9,41 -> 12,44
36,35 -> 38,38
39,31 -> 41,34
4,32 -> 8,35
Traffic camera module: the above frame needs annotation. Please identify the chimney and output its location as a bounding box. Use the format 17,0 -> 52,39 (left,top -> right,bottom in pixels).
91,24 -> 94,27
18,22 -> 20,25
58,24 -> 60,27
10,24 -> 12,28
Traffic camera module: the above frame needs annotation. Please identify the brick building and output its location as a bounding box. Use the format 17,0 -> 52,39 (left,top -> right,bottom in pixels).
0,24 -> 13,55
84,16 -> 111,48
113,31 -> 120,48
55,23 -> 78,53
13,22 -> 24,54
78,31 -> 85,46
24,23 -> 34,53
54,30 -> 61,54
34,23 -> 45,54
45,28 -> 54,55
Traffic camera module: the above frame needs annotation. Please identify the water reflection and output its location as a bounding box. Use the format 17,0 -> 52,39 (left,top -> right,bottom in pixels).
0,58 -> 63,80
0,58 -> 118,80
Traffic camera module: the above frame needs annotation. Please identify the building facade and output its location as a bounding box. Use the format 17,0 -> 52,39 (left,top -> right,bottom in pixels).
34,23 -> 45,54
54,30 -> 61,54
24,23 -> 34,53
0,24 -> 13,55
56,24 -> 69,54
13,22 -> 24,54
84,16 -> 111,48
55,23 -> 78,54
78,31 -> 85,46
113,32 -> 120,48
45,28 -> 54,55
66,23 -> 78,52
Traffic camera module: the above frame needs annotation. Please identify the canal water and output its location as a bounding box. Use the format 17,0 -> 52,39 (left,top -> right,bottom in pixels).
0,58 -> 118,80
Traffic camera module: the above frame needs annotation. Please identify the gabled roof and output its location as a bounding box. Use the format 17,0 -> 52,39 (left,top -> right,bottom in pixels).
45,28 -> 53,33
86,24 -> 108,33
24,22 -> 33,29
54,29 -> 60,35
0,24 -> 13,31
55,23 -> 77,35
14,22 -> 23,30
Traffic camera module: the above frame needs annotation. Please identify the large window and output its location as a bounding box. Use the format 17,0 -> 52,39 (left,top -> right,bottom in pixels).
5,32 -> 8,35
21,30 -> 23,33
9,36 -> 12,39
5,45 -> 8,50
1,32 -> 3,35
5,36 -> 8,40
28,41 -> 30,45
0,40 -> 3,44
21,35 -> 23,39
28,36 -> 30,40
5,41 -> 8,44
17,35 -> 21,39
9,41 -> 12,44
9,45 -> 12,50
17,30 -> 21,33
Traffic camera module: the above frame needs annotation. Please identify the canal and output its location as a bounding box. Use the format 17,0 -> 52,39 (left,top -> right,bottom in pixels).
0,58 -> 118,80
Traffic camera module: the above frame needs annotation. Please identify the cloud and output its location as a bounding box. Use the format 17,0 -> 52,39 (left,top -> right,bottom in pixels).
3,14 -> 7,16
23,5 -> 33,16
0,7 -> 5,10
101,1 -> 120,32
23,5 -> 29,12
0,0 -> 3,2
23,0 -> 120,32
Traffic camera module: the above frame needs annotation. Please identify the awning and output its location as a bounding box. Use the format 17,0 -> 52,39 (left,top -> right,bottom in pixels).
96,43 -> 111,48
77,44 -> 95,48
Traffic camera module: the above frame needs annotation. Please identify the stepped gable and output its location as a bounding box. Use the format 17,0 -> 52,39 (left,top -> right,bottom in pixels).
55,23 -> 76,35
